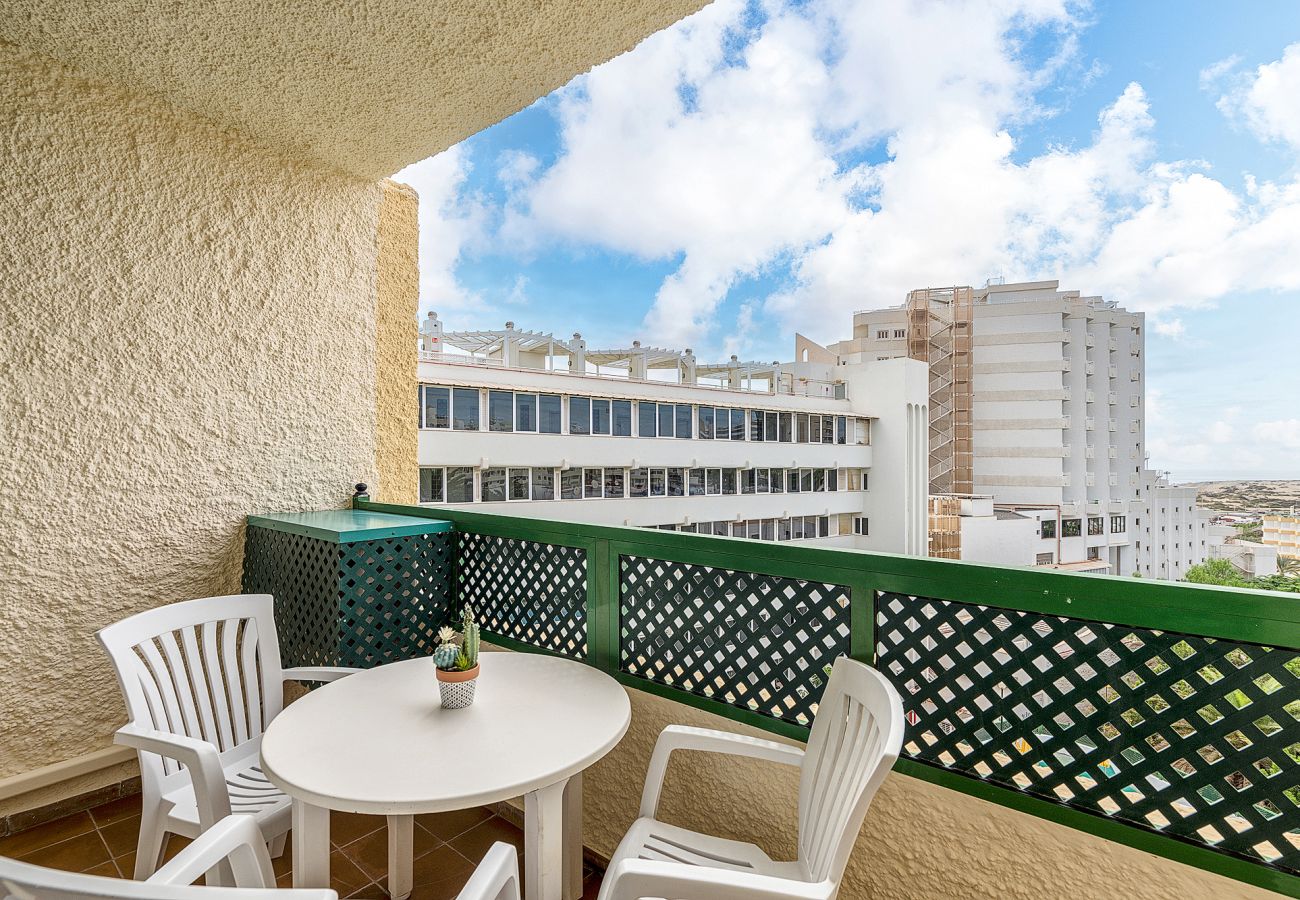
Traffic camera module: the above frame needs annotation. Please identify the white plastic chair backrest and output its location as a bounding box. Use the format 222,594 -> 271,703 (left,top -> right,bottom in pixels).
797,657 -> 904,883
97,595 -> 285,782
0,857 -> 333,900
453,843 -> 521,900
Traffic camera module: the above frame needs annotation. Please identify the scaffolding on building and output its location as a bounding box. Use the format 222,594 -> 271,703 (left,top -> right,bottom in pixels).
927,494 -> 963,559
906,287 -> 974,496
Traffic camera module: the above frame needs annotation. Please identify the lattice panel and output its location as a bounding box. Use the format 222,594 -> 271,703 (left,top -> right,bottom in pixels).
619,555 -> 850,726
242,528 -> 453,669
876,591 -> 1300,872
242,528 -> 337,669
456,532 -> 588,659
336,534 -> 454,668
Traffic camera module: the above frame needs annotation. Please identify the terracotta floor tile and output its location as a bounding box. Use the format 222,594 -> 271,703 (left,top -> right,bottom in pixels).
16,830 -> 111,872
406,843 -> 477,899
414,806 -> 493,843
88,795 -> 143,827
98,815 -> 142,859
331,811 -> 388,848
271,839 -> 294,878
338,824 -> 443,882
448,817 -> 524,865
0,812 -> 95,859
329,848 -> 376,896
83,860 -> 121,878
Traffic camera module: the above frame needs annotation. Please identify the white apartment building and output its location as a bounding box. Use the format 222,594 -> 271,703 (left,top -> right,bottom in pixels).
834,280 -> 1204,579
1264,515 -> 1300,561
414,314 -> 929,555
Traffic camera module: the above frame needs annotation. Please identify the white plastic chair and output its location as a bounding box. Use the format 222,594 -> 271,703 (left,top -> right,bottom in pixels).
98,594 -> 357,880
454,842 -> 521,900
597,657 -> 903,900
0,814 -> 335,899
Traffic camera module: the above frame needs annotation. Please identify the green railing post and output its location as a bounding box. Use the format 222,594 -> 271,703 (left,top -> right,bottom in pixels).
588,537 -> 616,674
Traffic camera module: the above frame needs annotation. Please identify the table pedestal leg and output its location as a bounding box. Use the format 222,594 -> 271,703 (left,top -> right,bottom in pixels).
292,800 -> 330,889
387,815 -> 414,900
525,778 -> 568,900
563,774 -> 583,900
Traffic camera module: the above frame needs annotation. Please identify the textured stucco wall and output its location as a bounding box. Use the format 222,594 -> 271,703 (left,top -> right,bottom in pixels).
1,0 -> 708,179
0,41 -> 402,806
580,688 -> 1281,899
374,181 -> 420,504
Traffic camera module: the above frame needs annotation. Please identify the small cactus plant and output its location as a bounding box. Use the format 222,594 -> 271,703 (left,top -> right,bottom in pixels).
461,605 -> 479,669
432,607 -> 480,672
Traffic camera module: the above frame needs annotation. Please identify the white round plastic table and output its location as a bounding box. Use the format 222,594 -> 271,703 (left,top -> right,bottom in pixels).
260,653 -> 630,900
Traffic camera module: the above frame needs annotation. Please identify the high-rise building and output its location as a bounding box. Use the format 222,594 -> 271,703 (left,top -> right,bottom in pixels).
835,280 -> 1204,579
414,314 -> 929,555
1263,515 -> 1300,561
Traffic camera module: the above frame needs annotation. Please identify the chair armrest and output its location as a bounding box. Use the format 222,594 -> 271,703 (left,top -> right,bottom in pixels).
640,725 -> 805,818
455,842 -> 521,900
114,724 -> 231,828
146,815 -> 277,889
603,858 -> 832,900
283,666 -> 361,684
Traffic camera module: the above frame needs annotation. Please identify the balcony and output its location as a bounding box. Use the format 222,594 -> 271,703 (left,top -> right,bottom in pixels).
314,500 -> 1300,900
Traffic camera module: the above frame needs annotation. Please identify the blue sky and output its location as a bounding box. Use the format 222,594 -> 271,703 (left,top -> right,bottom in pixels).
398,0 -> 1300,481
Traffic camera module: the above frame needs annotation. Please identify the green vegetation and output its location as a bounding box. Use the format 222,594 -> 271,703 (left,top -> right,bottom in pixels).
1184,558 -> 1300,594
1235,522 -> 1264,542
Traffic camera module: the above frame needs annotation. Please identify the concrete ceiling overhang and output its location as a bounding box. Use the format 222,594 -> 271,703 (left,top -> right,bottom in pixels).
1,0 -> 706,179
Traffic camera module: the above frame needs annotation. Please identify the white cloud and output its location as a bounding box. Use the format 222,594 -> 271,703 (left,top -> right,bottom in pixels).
1254,419 -> 1300,451
496,150 -> 540,188
1210,42 -> 1300,150
1153,318 -> 1185,339
394,146 -> 491,317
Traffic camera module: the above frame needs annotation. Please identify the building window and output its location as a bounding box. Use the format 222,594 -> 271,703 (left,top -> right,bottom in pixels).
667,467 -> 685,497
675,404 -> 693,439
765,411 -> 779,442
532,468 -> 555,500
447,467 -> 475,503
583,468 -> 603,499
876,329 -> 889,339
452,388 -> 480,431
779,412 -> 793,443
812,469 -> 825,492
570,397 -> 591,435
628,467 -> 649,498
604,469 -> 625,498
591,398 -> 611,435
639,401 -> 658,437
482,467 -> 507,503
705,468 -> 721,496
1036,552 -> 1054,565
689,468 -> 705,496
649,468 -> 666,497
419,468 -> 444,503
1088,517 -> 1104,536
853,516 -> 869,535
535,395 -> 561,434
837,416 -> 847,444
770,468 -> 784,494
1041,519 -> 1057,539
1087,547 -> 1101,560
728,408 -> 745,441
722,469 -> 737,495
560,468 -> 582,500
515,393 -> 537,432
1111,515 -> 1126,533
741,469 -> 756,494
509,468 -> 530,501
1063,518 -> 1082,538
658,402 -> 675,438
893,329 -> 906,339
612,400 -> 632,436
821,416 -> 834,443
488,391 -> 514,432
420,385 -> 450,429
699,406 -> 715,440
756,468 -> 769,493
828,469 -> 839,491
797,414 -> 810,443
749,409 -> 764,441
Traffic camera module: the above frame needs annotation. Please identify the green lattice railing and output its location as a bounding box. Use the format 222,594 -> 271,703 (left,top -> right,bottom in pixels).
353,498 -> 1300,897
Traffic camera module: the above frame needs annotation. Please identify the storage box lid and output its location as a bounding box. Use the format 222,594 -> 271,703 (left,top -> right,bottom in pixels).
247,510 -> 452,543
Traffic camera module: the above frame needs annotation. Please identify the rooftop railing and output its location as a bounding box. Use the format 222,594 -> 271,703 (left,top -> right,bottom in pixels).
350,498 -> 1300,897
